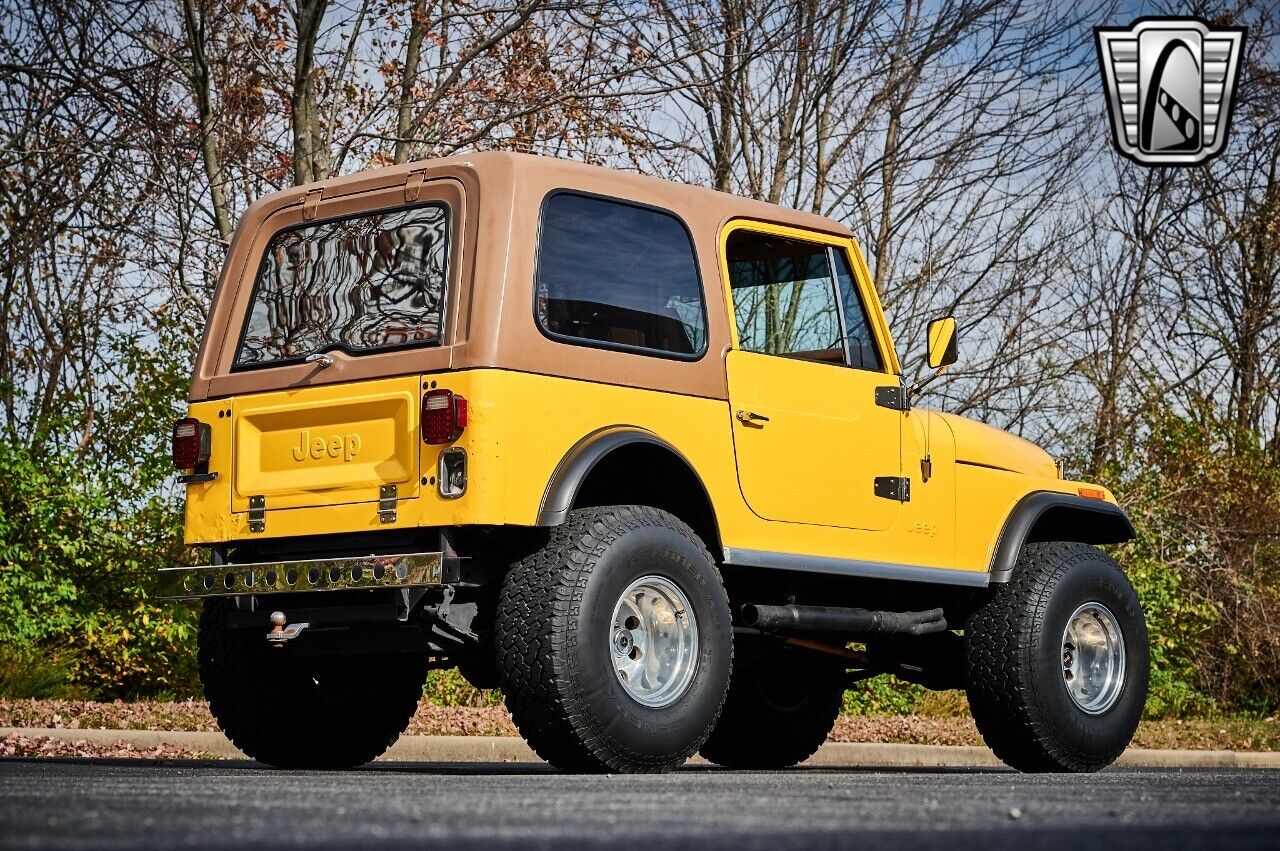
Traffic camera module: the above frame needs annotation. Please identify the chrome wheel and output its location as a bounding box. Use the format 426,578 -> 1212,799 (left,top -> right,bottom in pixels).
609,575 -> 699,708
1061,602 -> 1126,714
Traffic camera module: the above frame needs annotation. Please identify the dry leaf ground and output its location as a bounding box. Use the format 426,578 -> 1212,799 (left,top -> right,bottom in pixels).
1,700 -> 1275,757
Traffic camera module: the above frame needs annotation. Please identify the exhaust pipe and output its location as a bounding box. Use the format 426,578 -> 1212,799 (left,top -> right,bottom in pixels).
740,603 -> 947,637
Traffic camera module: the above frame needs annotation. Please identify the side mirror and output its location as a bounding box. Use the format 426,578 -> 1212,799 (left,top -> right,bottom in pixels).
926,316 -> 958,371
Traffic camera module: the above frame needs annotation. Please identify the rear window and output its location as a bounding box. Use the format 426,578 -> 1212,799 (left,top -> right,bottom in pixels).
534,192 -> 707,358
234,203 -> 449,369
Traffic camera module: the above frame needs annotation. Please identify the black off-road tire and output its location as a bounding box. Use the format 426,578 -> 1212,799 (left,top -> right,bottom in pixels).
699,637 -> 845,769
965,542 -> 1148,772
495,506 -> 733,773
199,600 -> 428,768
455,651 -> 500,691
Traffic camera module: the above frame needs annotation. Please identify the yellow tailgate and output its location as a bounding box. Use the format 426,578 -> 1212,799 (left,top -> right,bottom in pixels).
231,376 -> 421,512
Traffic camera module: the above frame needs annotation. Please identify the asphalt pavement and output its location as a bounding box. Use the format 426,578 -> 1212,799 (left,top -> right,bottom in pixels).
1,759 -> 1277,849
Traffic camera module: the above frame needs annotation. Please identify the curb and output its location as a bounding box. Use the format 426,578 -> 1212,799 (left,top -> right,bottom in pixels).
4,727 -> 1278,768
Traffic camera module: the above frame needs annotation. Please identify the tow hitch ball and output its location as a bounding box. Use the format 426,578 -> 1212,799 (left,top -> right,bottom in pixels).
266,611 -> 310,648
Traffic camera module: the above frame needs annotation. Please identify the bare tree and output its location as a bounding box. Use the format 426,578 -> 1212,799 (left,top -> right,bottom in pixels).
291,0 -> 330,184
1106,2 -> 1279,453
638,0 -> 1108,436
1066,166 -> 1174,477
0,0 -> 174,458
179,0 -> 233,242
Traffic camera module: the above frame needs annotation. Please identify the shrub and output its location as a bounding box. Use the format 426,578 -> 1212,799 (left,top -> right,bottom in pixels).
841,676 -> 925,715
422,668 -> 501,707
0,439 -> 201,700
0,645 -> 82,699
1104,400 -> 1280,718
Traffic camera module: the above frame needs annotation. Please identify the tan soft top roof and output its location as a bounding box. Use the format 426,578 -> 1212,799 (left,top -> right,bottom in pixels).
236,151 -> 852,239
190,151 -> 858,402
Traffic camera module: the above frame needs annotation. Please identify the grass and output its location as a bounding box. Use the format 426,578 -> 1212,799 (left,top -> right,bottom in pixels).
0,646 -> 82,700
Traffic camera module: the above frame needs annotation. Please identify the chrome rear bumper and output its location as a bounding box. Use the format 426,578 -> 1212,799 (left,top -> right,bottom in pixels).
156,552 -> 444,600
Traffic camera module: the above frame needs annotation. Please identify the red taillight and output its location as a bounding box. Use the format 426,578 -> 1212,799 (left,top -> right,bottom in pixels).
172,418 -> 211,469
422,389 -> 467,444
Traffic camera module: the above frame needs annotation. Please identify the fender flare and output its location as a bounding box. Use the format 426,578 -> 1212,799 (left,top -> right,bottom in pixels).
535,427 -> 711,527
989,491 -> 1136,583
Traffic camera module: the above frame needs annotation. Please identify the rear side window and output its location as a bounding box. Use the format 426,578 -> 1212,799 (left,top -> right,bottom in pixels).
235,204 -> 449,369
535,193 -> 707,358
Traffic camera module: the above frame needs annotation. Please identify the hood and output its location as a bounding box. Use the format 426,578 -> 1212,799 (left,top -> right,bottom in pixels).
936,413 -> 1058,478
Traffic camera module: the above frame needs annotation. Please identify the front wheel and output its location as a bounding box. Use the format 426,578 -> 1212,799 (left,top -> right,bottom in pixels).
495,506 -> 733,773
965,542 -> 1148,772
199,600 -> 428,768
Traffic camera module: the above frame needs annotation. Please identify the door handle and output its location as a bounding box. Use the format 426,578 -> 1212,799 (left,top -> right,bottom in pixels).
736,410 -> 770,425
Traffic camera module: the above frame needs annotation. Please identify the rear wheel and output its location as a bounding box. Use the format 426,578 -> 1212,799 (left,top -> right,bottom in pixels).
198,599 -> 427,769
495,506 -> 732,773
700,637 -> 844,769
965,542 -> 1148,772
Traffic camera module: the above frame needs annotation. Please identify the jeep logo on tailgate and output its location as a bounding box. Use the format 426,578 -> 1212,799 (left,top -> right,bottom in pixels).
292,430 -> 361,463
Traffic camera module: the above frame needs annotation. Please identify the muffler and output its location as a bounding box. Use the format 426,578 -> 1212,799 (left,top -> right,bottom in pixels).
740,603 -> 947,636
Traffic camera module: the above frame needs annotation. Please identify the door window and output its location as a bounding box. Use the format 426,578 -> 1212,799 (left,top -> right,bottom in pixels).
727,230 -> 842,363
831,250 -> 883,371
727,229 -> 883,371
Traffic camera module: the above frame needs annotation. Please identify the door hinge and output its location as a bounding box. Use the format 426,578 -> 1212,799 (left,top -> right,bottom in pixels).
875,386 -> 910,411
248,495 -> 266,533
404,169 -> 427,202
302,188 -> 323,221
379,484 -> 398,524
874,476 -> 911,502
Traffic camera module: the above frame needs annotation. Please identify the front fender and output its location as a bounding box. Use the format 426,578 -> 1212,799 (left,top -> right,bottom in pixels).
989,492 -> 1135,583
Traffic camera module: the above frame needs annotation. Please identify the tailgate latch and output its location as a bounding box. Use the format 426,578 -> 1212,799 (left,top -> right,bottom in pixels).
379,484 -> 398,524
248,495 -> 266,533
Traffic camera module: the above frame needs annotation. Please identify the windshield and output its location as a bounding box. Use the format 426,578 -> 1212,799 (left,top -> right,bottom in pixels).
234,203 -> 449,368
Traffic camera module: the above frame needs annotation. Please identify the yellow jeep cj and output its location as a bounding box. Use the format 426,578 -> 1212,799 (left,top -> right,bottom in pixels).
165,153 -> 1147,773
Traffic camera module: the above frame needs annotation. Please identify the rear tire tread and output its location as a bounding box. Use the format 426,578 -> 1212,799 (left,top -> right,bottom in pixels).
495,505 -> 729,773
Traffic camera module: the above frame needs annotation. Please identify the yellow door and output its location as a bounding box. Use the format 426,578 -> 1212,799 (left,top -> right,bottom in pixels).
721,223 -> 904,531
727,351 -> 903,530
231,376 -> 421,513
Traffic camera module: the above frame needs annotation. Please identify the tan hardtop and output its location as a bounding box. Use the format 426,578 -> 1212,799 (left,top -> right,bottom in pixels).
190,151 -> 855,403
